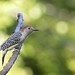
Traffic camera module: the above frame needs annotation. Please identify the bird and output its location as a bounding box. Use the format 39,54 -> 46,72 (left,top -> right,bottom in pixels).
0,25 -> 38,65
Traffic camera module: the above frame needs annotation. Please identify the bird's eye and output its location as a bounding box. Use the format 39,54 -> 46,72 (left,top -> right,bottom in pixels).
28,28 -> 30,29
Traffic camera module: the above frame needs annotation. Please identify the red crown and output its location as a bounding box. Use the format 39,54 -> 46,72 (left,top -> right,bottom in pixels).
21,25 -> 30,32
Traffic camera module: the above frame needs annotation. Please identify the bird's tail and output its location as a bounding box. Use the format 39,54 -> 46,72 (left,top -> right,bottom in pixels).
2,50 -> 7,65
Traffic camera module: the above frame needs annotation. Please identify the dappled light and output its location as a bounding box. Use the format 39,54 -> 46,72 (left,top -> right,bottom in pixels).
0,0 -> 75,75
28,5 -> 42,19
67,59 -> 75,72
56,21 -> 68,34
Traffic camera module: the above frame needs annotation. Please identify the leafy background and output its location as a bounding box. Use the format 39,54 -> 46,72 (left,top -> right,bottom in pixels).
0,0 -> 75,75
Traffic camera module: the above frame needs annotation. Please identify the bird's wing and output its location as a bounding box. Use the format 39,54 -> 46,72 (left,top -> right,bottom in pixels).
1,32 -> 22,65
1,32 -> 22,50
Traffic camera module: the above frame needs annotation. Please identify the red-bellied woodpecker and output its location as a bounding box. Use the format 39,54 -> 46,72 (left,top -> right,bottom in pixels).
0,25 -> 38,65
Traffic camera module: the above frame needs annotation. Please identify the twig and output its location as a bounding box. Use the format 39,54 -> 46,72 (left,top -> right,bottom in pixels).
0,13 -> 24,75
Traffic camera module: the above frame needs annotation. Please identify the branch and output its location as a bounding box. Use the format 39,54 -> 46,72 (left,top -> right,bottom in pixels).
0,13 -> 24,75
15,13 -> 24,32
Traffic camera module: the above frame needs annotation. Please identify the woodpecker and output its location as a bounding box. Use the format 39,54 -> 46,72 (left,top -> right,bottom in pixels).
0,25 -> 38,65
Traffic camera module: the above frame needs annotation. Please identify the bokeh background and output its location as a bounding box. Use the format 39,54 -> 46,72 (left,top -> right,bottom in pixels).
0,0 -> 75,75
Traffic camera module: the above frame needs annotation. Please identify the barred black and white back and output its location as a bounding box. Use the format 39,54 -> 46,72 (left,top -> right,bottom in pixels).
0,32 -> 22,65
0,25 -> 38,65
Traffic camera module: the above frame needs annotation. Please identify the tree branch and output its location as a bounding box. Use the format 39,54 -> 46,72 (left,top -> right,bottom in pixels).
0,13 -> 24,75
15,13 -> 24,32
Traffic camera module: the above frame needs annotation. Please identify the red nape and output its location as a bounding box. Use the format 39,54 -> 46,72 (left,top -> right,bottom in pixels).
20,25 -> 30,32
23,25 -> 29,29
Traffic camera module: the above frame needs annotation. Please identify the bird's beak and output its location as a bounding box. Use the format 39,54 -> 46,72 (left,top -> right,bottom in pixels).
32,28 -> 39,31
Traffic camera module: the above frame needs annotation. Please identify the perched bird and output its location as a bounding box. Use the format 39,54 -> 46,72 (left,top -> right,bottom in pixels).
0,25 -> 38,65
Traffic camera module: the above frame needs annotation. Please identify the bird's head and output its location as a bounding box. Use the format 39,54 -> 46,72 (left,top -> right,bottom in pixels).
21,25 -> 38,35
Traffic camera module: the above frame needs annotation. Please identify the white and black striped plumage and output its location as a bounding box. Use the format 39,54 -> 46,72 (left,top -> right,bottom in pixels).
0,25 -> 38,65
1,32 -> 22,50
0,32 -> 22,65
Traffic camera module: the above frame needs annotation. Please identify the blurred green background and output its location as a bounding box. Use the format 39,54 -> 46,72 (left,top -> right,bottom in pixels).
0,0 -> 75,75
